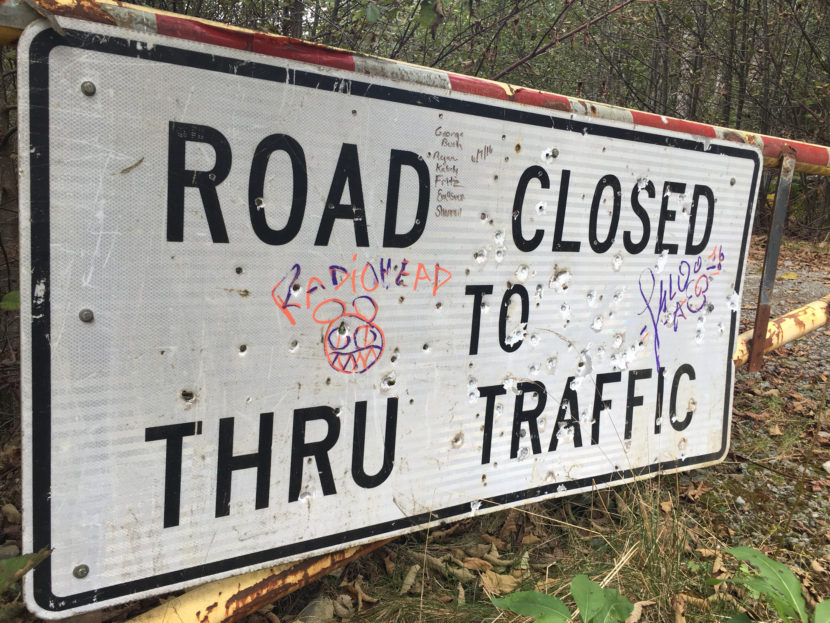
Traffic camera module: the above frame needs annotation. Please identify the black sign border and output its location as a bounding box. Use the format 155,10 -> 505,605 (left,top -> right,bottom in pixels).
24,24 -> 761,612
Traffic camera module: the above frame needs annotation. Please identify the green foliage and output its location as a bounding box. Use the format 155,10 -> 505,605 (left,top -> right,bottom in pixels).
570,574 -> 634,623
815,600 -> 830,623
719,547 -> 808,623
491,591 -> 570,623
0,549 -> 51,594
491,575 -> 633,623
365,2 -> 380,23
0,291 -> 18,311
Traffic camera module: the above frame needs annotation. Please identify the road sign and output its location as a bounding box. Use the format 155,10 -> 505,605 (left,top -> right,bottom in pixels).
20,16 -> 760,616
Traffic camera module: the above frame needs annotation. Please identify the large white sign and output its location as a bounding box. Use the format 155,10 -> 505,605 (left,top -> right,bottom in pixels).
20,17 -> 760,616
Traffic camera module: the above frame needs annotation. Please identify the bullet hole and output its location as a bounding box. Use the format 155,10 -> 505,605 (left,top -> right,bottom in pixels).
239,344 -> 247,353
399,296 -> 405,303
325,377 -> 331,385
439,113 -> 444,119
160,350 -> 165,355
351,109 -> 357,115
514,143 -> 521,153
481,474 -> 487,485
422,343 -> 430,351
409,398 -> 414,405
235,266 -> 243,274
292,283 -> 301,293
334,407 -> 341,415
180,389 -> 195,403
435,302 -> 442,310
504,156 -> 509,162
465,268 -> 470,276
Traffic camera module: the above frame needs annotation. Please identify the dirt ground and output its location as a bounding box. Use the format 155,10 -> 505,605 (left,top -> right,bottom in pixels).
1,236 -> 829,623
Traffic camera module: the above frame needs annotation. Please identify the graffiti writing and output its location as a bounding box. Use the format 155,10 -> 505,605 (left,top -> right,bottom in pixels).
312,296 -> 385,374
638,245 -> 725,368
271,254 -> 451,326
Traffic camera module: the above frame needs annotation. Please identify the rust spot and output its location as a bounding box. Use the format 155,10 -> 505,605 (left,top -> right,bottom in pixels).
721,131 -> 747,143
539,99 -> 570,112
589,104 -> 597,116
33,0 -> 117,24
514,143 -> 521,154
222,539 -> 392,622
205,603 -> 218,613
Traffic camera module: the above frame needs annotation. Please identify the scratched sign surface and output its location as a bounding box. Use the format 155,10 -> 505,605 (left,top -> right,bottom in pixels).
20,18 -> 760,616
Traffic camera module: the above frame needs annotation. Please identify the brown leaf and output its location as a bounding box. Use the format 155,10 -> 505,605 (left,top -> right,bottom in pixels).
521,534 -> 541,545
672,594 -> 687,623
695,548 -> 718,558
684,482 -> 713,501
499,509 -> 521,541
431,523 -> 462,540
769,423 -> 783,436
437,595 -> 454,603
626,600 -> 655,623
480,534 -> 507,550
811,559 -> 827,574
480,569 -> 520,596
400,564 -> 420,594
660,499 -> 673,514
712,552 -> 725,577
462,557 -> 493,571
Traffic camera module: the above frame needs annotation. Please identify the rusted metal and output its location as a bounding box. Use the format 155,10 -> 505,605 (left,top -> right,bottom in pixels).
0,0 -> 829,175
748,155 -> 796,372
734,294 -> 830,367
127,539 -> 393,623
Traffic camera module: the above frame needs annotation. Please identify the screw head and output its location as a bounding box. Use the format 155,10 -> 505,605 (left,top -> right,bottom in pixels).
78,308 -> 94,323
73,564 -> 89,579
81,81 -> 96,96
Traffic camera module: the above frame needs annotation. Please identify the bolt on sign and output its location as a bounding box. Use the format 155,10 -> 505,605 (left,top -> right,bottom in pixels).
19,15 -> 760,617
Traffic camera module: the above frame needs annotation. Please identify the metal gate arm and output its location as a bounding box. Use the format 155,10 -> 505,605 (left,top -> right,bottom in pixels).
734,294 -> 830,367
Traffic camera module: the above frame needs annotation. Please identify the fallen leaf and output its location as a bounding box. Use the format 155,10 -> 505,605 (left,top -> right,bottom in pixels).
437,595 -> 453,603
457,582 -> 465,605
626,600 -> 655,623
695,548 -> 718,558
333,594 -> 354,619
480,569 -> 520,595
660,499 -> 673,514
462,557 -> 493,571
672,594 -> 687,623
521,534 -> 541,545
499,509 -> 522,542
480,534 -> 507,550
684,482 -> 713,501
712,552 -> 725,577
400,564 -> 419,594
779,272 -> 797,279
769,423 -> 783,436
811,559 -> 827,574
